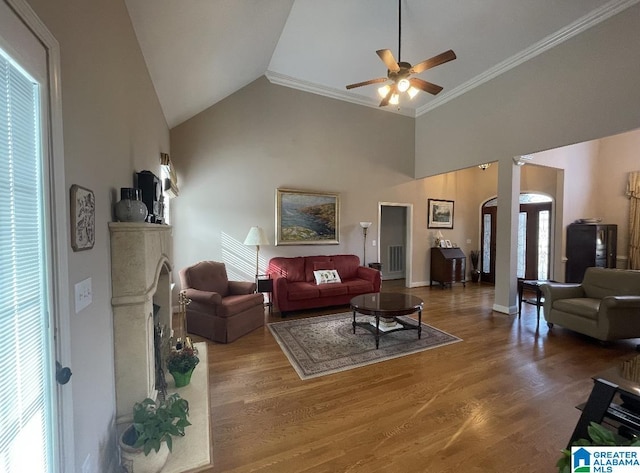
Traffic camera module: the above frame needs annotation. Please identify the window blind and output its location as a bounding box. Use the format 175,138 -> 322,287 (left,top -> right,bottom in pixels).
0,50 -> 52,473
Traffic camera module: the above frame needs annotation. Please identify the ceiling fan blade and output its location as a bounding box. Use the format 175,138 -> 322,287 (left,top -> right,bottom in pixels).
410,78 -> 443,95
345,77 -> 388,90
379,85 -> 396,107
411,49 -> 456,74
376,49 -> 400,73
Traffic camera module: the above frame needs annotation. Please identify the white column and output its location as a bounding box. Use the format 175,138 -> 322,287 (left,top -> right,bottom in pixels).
493,158 -> 521,314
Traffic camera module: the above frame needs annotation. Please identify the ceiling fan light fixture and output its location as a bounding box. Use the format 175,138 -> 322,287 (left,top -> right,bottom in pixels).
344,0 -> 455,108
407,86 -> 419,99
397,78 -> 410,92
377,84 -> 391,98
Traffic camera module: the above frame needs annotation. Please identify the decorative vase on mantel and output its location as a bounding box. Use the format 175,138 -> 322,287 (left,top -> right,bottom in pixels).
115,187 -> 148,223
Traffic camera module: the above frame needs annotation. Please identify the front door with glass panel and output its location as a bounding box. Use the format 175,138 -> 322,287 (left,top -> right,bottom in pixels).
481,194 -> 553,284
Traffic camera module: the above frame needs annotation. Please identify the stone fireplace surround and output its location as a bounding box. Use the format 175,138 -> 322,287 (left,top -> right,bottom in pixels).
110,222 -> 212,471
109,222 -> 173,423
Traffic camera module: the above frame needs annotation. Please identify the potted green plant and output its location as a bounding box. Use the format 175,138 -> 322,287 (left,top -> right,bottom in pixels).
557,422 -> 640,472
119,393 -> 190,473
166,346 -> 199,387
470,250 -> 480,283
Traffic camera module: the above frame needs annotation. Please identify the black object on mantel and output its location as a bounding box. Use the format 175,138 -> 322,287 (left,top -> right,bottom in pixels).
136,170 -> 163,224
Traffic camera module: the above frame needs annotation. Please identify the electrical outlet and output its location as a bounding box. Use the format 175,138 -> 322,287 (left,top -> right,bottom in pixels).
372,240 -> 376,247
75,277 -> 92,313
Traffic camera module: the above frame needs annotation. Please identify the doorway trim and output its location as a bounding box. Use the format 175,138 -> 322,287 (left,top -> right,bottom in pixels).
378,202 -> 413,287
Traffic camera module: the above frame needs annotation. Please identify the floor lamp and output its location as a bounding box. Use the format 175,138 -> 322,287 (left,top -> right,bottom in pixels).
359,222 -> 372,266
244,226 -> 269,276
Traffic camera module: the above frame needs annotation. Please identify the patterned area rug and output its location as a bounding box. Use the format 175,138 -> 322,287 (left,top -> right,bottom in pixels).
268,312 -> 462,379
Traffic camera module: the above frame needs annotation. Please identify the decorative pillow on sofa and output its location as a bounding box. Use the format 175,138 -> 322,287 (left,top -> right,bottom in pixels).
313,269 -> 342,285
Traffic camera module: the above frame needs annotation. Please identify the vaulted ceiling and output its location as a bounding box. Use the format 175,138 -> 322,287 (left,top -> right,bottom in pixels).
124,0 -> 632,129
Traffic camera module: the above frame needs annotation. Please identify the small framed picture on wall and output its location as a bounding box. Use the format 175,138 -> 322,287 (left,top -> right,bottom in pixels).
427,198 -> 454,229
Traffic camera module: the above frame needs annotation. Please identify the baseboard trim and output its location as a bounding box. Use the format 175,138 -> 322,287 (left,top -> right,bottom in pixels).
493,303 -> 518,315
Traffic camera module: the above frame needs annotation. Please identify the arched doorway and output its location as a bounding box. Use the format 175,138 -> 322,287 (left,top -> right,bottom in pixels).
481,193 -> 553,283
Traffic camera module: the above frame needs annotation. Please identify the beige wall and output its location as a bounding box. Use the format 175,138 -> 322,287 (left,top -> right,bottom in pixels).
414,5 -> 640,309
24,0 -> 169,471
14,1 -> 640,470
534,129 -> 640,277
171,82 -> 563,288
170,77 -> 422,283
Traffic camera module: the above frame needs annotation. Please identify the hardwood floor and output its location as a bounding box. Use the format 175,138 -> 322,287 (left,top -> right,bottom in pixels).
190,281 -> 639,472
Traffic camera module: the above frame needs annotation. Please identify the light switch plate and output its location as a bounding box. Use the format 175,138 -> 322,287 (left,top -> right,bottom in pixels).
75,277 -> 92,313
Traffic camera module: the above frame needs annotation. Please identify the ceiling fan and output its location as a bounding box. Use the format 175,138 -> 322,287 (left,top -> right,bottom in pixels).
345,0 -> 456,107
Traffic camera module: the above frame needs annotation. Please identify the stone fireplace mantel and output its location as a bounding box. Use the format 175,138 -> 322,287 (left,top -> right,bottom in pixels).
109,222 -> 173,423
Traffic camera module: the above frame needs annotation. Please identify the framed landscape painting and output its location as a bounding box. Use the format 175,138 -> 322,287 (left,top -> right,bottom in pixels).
428,198 -> 454,229
276,188 -> 339,245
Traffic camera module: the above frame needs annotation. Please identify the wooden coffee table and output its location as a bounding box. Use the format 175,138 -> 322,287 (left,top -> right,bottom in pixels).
350,293 -> 424,349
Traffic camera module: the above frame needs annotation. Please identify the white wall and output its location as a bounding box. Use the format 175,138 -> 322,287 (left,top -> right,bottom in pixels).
24,0 -> 169,471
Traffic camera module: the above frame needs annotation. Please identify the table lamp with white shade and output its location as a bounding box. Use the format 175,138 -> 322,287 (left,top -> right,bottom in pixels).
244,226 -> 270,276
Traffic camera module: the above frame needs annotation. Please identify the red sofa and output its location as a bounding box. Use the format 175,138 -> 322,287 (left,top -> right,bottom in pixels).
266,254 -> 381,315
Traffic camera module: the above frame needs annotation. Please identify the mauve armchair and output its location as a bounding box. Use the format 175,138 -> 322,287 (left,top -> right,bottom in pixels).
179,261 -> 265,343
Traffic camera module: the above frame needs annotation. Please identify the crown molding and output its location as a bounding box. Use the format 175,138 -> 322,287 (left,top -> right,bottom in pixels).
268,0 -> 638,120
415,0 -> 640,117
265,71 -> 416,118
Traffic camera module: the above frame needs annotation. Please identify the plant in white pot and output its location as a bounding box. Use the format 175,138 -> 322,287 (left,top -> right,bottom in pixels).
119,393 -> 190,473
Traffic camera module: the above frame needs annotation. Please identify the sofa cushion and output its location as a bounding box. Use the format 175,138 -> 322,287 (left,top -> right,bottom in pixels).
554,298 -> 600,320
269,256 -> 306,282
305,256 -> 332,281
582,268 -> 640,299
218,293 -> 265,318
183,261 -> 230,297
317,283 -> 348,297
343,278 -> 375,294
331,255 -> 360,280
287,281 -> 320,301
313,261 -> 335,271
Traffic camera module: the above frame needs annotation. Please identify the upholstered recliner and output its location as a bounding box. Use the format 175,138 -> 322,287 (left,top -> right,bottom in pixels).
541,267 -> 640,342
179,261 -> 265,343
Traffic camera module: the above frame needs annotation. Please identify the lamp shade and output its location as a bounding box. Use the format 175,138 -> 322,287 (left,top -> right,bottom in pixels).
243,226 -> 269,246
359,222 -> 372,229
